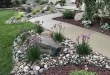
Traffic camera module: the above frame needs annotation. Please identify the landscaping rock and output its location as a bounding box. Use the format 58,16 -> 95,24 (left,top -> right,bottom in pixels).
74,12 -> 84,21
11,29 -> 110,75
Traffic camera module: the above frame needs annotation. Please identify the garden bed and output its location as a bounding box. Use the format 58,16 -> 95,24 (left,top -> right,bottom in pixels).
41,64 -> 110,75
10,22 -> 110,75
53,17 -> 110,36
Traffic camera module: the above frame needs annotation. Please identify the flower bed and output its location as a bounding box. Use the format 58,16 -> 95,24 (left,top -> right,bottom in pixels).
10,22 -> 110,75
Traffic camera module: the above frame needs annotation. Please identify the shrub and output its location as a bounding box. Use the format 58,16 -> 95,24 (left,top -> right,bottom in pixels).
47,6 -> 54,13
76,35 -> 92,56
82,20 -> 92,27
15,15 -> 22,20
70,70 -> 96,75
101,23 -> 110,31
12,0 -> 27,5
0,0 -> 12,7
32,8 -> 40,15
26,45 -> 41,63
21,0 -> 27,4
40,1 -> 48,5
35,0 -> 41,3
53,32 -> 65,42
52,24 -> 65,42
63,10 -> 74,19
35,23 -> 44,34
15,12 -> 25,20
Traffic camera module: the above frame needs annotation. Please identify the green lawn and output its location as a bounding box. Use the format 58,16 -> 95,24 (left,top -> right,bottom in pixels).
0,10 -> 34,75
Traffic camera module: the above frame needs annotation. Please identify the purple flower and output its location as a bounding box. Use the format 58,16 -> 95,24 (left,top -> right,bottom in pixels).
86,35 -> 90,39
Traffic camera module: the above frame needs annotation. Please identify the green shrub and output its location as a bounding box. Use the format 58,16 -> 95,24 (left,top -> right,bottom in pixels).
35,0 -> 41,3
70,70 -> 96,75
52,24 -> 65,42
26,45 -> 41,63
63,10 -> 74,19
40,1 -> 48,5
15,15 -> 22,20
32,8 -> 40,15
35,24 -> 44,34
76,35 -> 92,56
15,12 -> 25,20
47,6 -> 54,13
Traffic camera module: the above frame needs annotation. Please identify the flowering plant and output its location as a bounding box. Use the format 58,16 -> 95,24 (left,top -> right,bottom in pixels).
51,23 -> 65,42
76,34 -> 92,56
35,20 -> 44,34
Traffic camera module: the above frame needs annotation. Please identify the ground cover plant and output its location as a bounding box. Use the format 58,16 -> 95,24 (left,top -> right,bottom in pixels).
0,9 -> 34,75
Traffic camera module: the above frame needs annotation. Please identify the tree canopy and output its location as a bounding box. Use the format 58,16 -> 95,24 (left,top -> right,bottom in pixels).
0,0 -> 12,8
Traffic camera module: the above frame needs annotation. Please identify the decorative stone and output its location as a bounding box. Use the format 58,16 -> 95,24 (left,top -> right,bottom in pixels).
39,68 -> 44,73
35,66 -> 40,71
74,12 -> 84,21
23,66 -> 29,72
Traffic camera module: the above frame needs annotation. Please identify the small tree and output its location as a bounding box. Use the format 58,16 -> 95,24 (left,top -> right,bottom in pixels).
0,0 -> 12,7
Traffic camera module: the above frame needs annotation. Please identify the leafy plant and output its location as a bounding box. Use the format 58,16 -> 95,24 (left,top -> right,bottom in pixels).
101,23 -> 110,31
47,6 -> 54,13
32,8 -> 40,15
82,20 -> 92,27
26,45 -> 41,63
35,0 -> 41,3
53,32 -> 64,42
21,0 -> 27,4
76,35 -> 92,56
39,1 -> 48,5
52,24 -> 65,42
63,10 -> 74,19
15,12 -> 25,20
35,22 -> 44,34
70,70 -> 96,75
78,0 -> 110,21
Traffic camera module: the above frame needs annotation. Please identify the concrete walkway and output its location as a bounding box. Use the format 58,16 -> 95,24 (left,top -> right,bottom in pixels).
29,13 -> 110,58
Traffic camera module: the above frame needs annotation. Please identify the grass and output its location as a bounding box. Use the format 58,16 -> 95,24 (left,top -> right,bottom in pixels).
0,10 -> 34,75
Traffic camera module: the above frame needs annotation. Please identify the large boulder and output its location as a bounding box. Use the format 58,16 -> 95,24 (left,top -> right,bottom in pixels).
22,4 -> 32,13
40,35 -> 62,56
74,12 -> 84,21
25,31 -> 63,56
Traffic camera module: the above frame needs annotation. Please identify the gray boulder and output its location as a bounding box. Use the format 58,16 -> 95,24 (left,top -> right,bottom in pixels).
74,12 -> 84,21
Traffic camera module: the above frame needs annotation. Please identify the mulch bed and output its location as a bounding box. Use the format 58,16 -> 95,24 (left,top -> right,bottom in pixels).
41,64 -> 110,75
53,17 -> 110,36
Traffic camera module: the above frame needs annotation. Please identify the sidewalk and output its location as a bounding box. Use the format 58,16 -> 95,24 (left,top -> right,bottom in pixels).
29,13 -> 110,58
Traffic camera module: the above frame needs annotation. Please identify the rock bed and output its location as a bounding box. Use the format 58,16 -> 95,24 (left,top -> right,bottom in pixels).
6,11 -> 57,24
6,4 -> 58,24
11,29 -> 110,75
